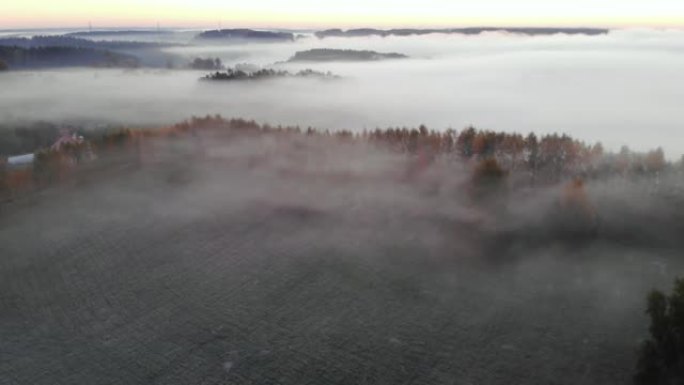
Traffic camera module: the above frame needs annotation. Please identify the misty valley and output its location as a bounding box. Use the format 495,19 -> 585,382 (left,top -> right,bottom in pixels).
1,26 -> 684,385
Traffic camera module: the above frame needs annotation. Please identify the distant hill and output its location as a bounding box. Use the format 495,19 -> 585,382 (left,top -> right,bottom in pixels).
288,49 -> 408,62
196,29 -> 295,42
66,30 -> 173,37
0,35 -> 184,68
0,35 -> 169,50
0,46 -> 139,69
315,27 -> 610,38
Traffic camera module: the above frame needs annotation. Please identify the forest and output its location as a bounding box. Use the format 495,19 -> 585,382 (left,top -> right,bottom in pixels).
0,35 -> 183,69
0,35 -> 170,50
0,45 -> 140,69
195,29 -> 297,42
0,115 -> 675,202
2,115 -> 683,385
314,27 -> 610,38
202,68 -> 339,81
0,35 -> 184,69
288,48 -> 409,62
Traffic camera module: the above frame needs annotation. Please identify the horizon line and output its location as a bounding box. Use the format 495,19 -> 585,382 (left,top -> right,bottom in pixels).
4,25 -> 684,32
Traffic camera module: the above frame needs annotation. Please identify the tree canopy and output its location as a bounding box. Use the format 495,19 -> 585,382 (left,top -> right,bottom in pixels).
635,278 -> 684,385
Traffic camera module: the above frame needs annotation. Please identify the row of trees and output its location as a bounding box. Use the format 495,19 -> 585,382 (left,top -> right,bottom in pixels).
170,116 -> 673,183
361,125 -> 667,181
0,46 -> 139,69
190,57 -> 223,70
288,48 -> 408,62
0,115 -> 677,203
202,68 -> 338,81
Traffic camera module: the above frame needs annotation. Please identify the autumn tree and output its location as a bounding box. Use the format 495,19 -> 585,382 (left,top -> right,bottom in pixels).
472,131 -> 494,158
457,126 -> 476,159
190,57 -> 223,70
525,132 -> 539,172
591,142 -> 604,159
645,147 -> 666,174
470,157 -> 508,205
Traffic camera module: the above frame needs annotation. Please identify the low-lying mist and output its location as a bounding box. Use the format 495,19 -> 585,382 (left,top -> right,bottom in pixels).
1,29 -> 683,157
2,124 -> 683,384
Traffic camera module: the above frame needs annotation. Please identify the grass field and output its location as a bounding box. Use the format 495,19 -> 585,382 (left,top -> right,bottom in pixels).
2,134 -> 682,384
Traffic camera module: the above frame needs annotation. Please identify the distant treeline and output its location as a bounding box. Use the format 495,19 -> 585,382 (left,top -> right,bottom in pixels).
0,46 -> 139,69
0,35 -> 167,50
0,115 -> 678,202
167,117 -> 669,183
0,35 -> 181,69
190,57 -> 224,70
289,49 -> 408,62
315,27 -> 610,38
202,68 -> 339,81
66,30 -> 173,37
195,29 -> 295,42
73,26 -> 610,43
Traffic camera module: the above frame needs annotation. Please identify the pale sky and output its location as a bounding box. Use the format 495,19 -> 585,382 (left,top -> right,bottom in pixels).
1,0 -> 683,29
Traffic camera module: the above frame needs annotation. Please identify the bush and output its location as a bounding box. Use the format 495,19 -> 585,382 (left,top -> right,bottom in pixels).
635,278 -> 684,384
0,59 -> 8,71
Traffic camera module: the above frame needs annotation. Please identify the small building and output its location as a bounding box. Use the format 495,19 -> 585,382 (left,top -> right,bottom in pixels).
7,153 -> 35,170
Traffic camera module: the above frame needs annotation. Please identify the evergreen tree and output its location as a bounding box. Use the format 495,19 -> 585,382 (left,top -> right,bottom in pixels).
635,278 -> 684,385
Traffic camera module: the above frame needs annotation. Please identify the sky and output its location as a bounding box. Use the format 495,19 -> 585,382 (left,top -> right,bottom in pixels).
1,0 -> 684,29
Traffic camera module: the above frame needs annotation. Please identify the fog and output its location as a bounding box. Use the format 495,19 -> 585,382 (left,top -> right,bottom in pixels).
2,128 -> 684,383
2,27 -> 684,384
1,29 -> 683,157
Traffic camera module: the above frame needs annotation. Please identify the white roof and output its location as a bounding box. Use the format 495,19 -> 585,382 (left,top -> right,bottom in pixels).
8,153 -> 35,166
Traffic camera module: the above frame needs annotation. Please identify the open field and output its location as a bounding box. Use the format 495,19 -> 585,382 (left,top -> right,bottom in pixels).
2,133 -> 683,384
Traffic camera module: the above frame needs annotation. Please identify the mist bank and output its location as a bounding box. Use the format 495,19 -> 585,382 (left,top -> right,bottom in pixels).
2,115 -> 683,384
1,26 -> 683,385
1,29 -> 683,156
3,115 -> 681,242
